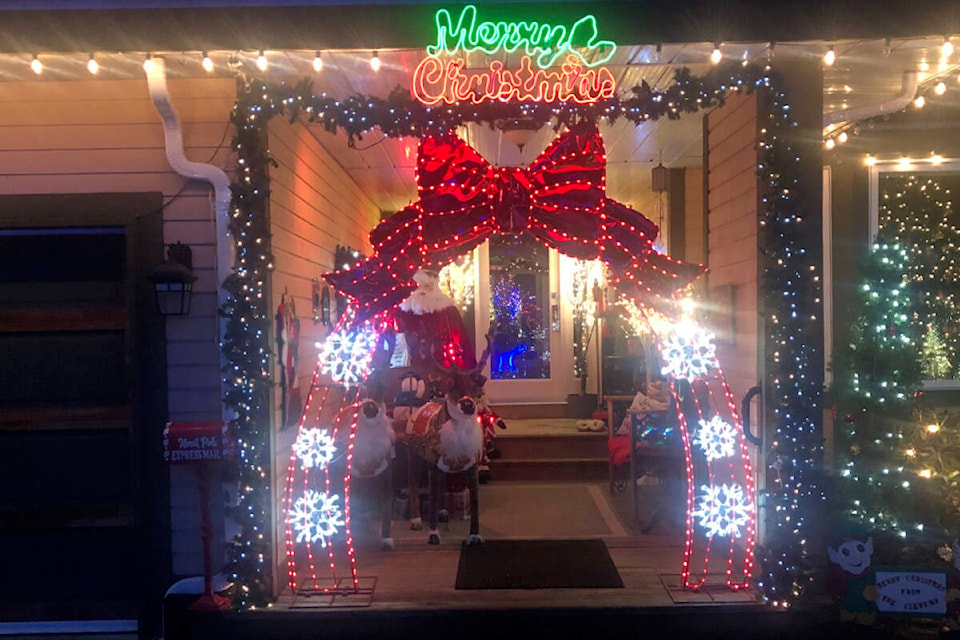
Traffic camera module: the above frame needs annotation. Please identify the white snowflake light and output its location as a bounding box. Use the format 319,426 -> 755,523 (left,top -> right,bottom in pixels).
693,483 -> 751,538
658,321 -> 718,381
318,322 -> 381,385
289,490 -> 345,545
693,415 -> 738,462
292,428 -> 337,470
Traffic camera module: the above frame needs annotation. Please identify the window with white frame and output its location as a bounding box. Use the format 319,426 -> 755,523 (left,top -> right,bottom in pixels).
869,158 -> 960,387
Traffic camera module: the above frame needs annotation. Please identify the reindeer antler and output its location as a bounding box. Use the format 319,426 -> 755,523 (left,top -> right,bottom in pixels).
417,327 -> 495,395
475,328 -> 495,376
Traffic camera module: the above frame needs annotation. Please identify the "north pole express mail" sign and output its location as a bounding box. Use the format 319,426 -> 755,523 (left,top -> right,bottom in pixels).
412,4 -> 618,106
163,421 -> 234,464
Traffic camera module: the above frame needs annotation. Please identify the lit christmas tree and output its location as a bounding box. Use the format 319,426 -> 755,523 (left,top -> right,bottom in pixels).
832,173 -> 960,560
879,174 -> 960,377
921,325 -> 953,380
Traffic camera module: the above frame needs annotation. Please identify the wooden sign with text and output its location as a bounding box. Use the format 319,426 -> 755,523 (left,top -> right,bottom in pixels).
874,567 -> 947,616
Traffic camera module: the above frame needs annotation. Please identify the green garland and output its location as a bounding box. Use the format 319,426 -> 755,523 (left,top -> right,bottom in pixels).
754,78 -> 824,605
221,89 -> 282,609
221,60 -> 820,607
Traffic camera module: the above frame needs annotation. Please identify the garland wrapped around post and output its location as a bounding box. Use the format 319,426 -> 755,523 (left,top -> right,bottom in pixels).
754,76 -> 825,606
220,60 -> 819,608
220,89 -> 281,608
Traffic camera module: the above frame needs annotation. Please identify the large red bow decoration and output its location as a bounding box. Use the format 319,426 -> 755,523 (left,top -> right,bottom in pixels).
326,121 -> 705,325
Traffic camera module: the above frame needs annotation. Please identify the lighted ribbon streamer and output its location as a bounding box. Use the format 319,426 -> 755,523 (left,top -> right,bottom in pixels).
325,122 -> 704,326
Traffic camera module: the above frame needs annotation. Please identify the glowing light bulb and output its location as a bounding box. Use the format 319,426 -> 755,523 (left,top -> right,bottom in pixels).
824,138 -> 836,150
865,155 -> 877,166
710,45 -> 722,64
905,447 -> 917,458
142,53 -> 153,74
202,51 -> 214,72
935,81 -> 947,95
370,51 -> 381,71
931,154 -> 945,165
914,95 -> 926,108
943,37 -> 954,58
926,423 -> 941,434
823,45 -> 836,66
86,53 -> 99,75
838,132 -> 848,144
313,51 -> 323,72
256,50 -> 267,72
897,157 -> 911,169
30,54 -> 42,75
918,469 -> 933,479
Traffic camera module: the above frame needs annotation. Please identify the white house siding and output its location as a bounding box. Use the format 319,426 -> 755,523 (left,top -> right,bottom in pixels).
0,76 -> 237,578
704,93 -> 759,404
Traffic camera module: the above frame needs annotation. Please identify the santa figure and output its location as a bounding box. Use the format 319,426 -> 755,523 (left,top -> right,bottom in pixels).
394,268 -> 477,370
394,268 -> 504,480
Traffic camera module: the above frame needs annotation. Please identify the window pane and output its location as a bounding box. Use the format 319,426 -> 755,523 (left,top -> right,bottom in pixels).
878,172 -> 960,381
0,227 -> 125,304
488,235 -> 550,380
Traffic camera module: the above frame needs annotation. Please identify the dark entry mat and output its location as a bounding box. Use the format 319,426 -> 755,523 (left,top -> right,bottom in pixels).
455,539 -> 624,589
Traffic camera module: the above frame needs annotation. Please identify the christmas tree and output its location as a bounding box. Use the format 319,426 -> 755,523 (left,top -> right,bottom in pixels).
880,173 -> 960,377
921,325 -> 953,380
832,173 -> 960,560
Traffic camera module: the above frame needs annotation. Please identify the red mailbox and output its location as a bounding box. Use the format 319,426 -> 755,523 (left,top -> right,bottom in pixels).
163,421 -> 234,610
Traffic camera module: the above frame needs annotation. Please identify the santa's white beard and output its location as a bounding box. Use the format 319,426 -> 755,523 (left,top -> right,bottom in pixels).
399,288 -> 456,315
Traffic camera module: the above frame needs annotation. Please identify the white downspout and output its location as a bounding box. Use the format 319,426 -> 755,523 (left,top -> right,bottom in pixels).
823,70 -> 919,128
146,57 -> 234,418
147,56 -> 237,591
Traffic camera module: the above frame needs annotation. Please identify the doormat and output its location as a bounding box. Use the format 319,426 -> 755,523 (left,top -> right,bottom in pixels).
455,539 -> 624,589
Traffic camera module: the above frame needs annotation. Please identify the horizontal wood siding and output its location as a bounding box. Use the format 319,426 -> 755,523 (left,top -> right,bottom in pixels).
705,93 -> 759,402
684,168 -> 706,266
0,77 -> 237,578
266,117 -> 380,588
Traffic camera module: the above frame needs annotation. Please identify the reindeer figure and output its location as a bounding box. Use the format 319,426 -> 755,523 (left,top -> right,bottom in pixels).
399,341 -> 492,546
349,374 -> 396,550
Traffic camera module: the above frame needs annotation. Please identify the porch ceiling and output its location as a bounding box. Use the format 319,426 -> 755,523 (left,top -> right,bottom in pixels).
280,36 -> 960,215
0,35 -> 954,216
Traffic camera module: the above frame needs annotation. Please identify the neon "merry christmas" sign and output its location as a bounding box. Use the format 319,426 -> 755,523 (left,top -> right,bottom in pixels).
412,4 -> 618,106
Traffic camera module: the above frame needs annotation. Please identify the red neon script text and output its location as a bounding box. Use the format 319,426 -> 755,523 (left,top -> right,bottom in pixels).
412,54 -> 617,106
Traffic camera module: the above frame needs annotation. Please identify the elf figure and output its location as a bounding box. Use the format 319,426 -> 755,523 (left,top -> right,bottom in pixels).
827,532 -> 877,624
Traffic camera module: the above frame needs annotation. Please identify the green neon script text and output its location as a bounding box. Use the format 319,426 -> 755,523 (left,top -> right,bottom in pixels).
426,4 -> 617,69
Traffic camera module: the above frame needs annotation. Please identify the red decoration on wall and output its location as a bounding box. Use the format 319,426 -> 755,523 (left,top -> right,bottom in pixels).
325,122 -> 704,325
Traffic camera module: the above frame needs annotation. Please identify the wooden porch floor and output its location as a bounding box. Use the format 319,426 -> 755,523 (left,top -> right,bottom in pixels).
275,481 -> 762,611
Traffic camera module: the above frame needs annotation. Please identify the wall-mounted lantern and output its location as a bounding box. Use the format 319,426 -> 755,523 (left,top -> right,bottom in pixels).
321,287 -> 331,326
150,242 -> 197,316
